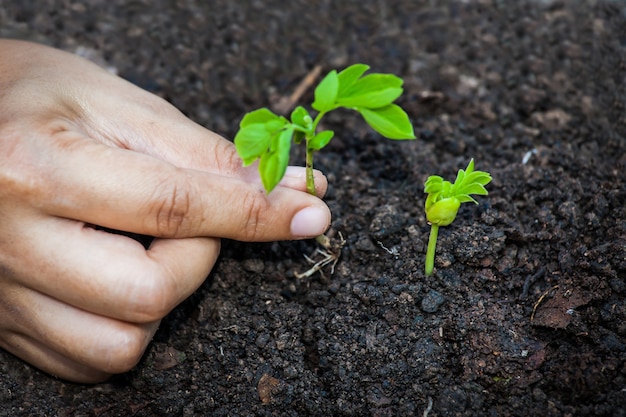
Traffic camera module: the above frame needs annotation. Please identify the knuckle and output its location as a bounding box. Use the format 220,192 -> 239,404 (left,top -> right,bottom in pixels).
0,118 -> 82,204
0,132 -> 46,202
213,139 -> 243,175
146,170 -> 195,237
98,327 -> 149,374
126,272 -> 177,323
237,190 -> 270,241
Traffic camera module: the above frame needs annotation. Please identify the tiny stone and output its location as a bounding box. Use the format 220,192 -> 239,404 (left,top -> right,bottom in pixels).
421,289 -> 446,313
242,258 -> 265,273
255,333 -> 271,348
369,204 -> 403,240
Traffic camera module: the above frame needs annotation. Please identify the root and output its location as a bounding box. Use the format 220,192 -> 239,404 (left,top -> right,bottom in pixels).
295,232 -> 345,279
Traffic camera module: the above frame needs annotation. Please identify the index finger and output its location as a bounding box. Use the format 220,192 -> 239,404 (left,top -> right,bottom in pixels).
18,127 -> 331,241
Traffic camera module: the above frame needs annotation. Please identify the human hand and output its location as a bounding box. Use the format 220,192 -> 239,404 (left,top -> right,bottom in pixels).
0,40 -> 330,383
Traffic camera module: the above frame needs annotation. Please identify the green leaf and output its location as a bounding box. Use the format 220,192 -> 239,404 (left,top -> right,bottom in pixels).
456,195 -> 479,204
307,130 -> 334,151
234,108 -> 290,167
465,158 -> 475,173
234,124 -> 273,166
293,130 -> 305,144
358,104 -> 416,139
452,159 -> 492,196
341,74 -> 403,98
424,176 -> 445,194
337,87 -> 403,109
259,127 -> 293,192
337,64 -> 370,96
424,159 -> 492,216
464,171 -> 492,186
290,106 -> 312,129
312,69 -> 339,112
460,183 -> 489,196
240,108 -> 280,127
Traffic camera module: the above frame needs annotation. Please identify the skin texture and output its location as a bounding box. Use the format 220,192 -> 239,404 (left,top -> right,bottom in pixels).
0,40 -> 330,383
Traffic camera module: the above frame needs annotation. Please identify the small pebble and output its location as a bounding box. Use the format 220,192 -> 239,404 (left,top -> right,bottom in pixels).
421,289 -> 446,313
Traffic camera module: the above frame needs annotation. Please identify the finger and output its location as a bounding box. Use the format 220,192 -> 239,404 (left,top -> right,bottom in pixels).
79,94 -> 329,197
21,128 -> 331,240
2,39 -> 326,197
48,57 -> 329,197
7,216 -> 219,323
0,288 -> 159,382
136,122 -> 329,198
0,332 -> 113,383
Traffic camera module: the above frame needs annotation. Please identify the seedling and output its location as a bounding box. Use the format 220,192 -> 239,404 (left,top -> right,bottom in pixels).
234,64 -> 415,277
423,159 -> 492,276
234,63 -> 415,195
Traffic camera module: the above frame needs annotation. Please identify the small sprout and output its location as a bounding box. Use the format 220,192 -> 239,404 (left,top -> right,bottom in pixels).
233,64 -> 414,277
423,159 -> 492,276
234,63 -> 415,194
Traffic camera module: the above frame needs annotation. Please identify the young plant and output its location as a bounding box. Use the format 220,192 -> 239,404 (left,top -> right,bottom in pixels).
423,159 -> 492,276
234,63 -> 415,195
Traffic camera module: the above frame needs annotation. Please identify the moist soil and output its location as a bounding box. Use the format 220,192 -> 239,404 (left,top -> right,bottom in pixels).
1,1 -> 625,416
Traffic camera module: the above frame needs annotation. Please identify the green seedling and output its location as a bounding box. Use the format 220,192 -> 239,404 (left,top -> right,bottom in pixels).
234,64 -> 415,277
234,63 -> 415,195
423,159 -> 492,276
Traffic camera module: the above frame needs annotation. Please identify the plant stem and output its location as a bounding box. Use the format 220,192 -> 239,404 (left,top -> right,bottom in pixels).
311,110 -> 327,132
425,224 -> 439,276
306,110 -> 330,247
305,145 -> 331,249
304,110 -> 327,197
305,147 -> 316,196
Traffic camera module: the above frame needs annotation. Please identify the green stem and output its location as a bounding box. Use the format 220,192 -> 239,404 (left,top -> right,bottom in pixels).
305,146 -> 316,196
425,224 -> 439,275
306,142 -> 330,249
307,110 -> 331,246
304,110 -> 327,197
311,110 -> 327,132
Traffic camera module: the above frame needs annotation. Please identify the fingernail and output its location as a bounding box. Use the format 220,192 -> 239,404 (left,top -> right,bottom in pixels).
291,206 -> 330,237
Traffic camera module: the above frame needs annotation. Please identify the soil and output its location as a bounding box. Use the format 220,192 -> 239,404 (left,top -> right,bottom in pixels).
1,0 -> 625,416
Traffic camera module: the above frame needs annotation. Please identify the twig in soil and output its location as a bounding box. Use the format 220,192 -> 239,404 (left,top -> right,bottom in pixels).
294,232 -> 345,279
271,65 -> 322,115
531,285 -> 559,322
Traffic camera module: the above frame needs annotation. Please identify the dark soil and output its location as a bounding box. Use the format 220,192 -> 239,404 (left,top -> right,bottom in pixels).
1,1 -> 625,416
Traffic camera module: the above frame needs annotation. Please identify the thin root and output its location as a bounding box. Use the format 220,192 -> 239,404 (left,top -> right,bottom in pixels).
295,232 -> 345,278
